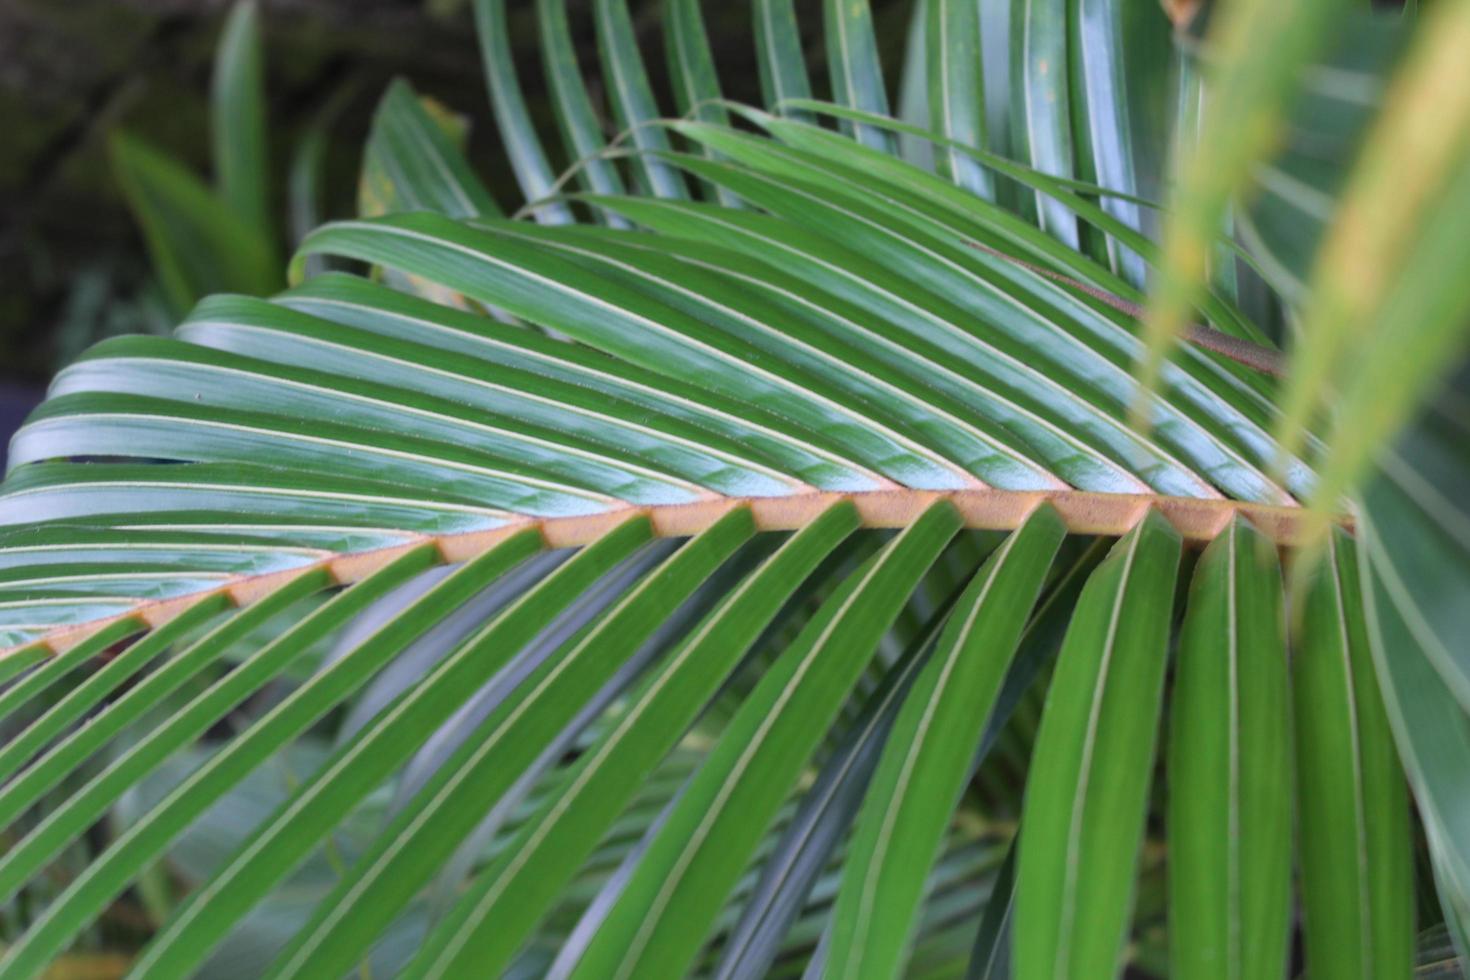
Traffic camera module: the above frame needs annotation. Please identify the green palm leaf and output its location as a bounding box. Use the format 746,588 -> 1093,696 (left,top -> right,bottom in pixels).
2,2 -> 1469,977
1169,518 -> 1292,978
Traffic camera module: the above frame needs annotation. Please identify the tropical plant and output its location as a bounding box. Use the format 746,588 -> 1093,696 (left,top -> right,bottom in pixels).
1,0 -> 1468,977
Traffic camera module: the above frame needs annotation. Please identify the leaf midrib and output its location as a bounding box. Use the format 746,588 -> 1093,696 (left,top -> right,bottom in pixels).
0,486 -> 1330,660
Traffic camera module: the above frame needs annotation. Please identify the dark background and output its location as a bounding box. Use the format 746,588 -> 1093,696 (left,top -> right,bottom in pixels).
0,0 -> 917,411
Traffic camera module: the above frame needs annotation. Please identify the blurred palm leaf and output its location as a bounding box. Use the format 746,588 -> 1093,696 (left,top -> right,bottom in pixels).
1,0 -> 1469,978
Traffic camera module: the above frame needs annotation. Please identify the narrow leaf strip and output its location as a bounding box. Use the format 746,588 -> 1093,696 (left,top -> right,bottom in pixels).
712,594 -> 948,980
664,0 -> 740,207
1299,528 -> 1416,977
0,570 -> 330,840
629,130 -> 1293,501
766,100 -> 1278,351
1014,508 -> 1182,977
211,0 -> 271,241
0,616 -> 142,728
753,0 -> 813,121
825,504 -> 1066,976
0,595 -> 228,785
718,535 -> 1108,980
897,3 -> 934,172
0,644 -> 45,687
1360,509 -> 1470,960
823,0 -> 896,152
130,519 -> 651,979
406,502 -> 859,979
925,0 -> 992,199
594,0 -> 688,199
1168,518 -> 1292,979
262,509 -> 755,979
1010,0 -> 1079,246
474,0 -> 572,223
292,213 -> 967,491
665,0 -> 728,127
534,0 -> 630,213
966,838 -> 1019,980
561,499 -> 963,980
1067,0 -> 1156,286
0,545 -> 447,975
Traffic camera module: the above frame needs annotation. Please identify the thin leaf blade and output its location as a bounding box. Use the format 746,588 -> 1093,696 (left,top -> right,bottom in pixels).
1014,509 -> 1182,977
1168,518 -> 1292,979
825,504 -> 1065,977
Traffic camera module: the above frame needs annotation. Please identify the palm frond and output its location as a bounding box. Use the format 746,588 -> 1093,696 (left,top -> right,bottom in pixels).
2,1 -> 1468,977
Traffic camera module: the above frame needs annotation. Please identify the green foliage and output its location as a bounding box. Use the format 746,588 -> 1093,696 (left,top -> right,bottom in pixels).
111,2 -> 282,317
1,0 -> 1468,977
109,132 -> 279,316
